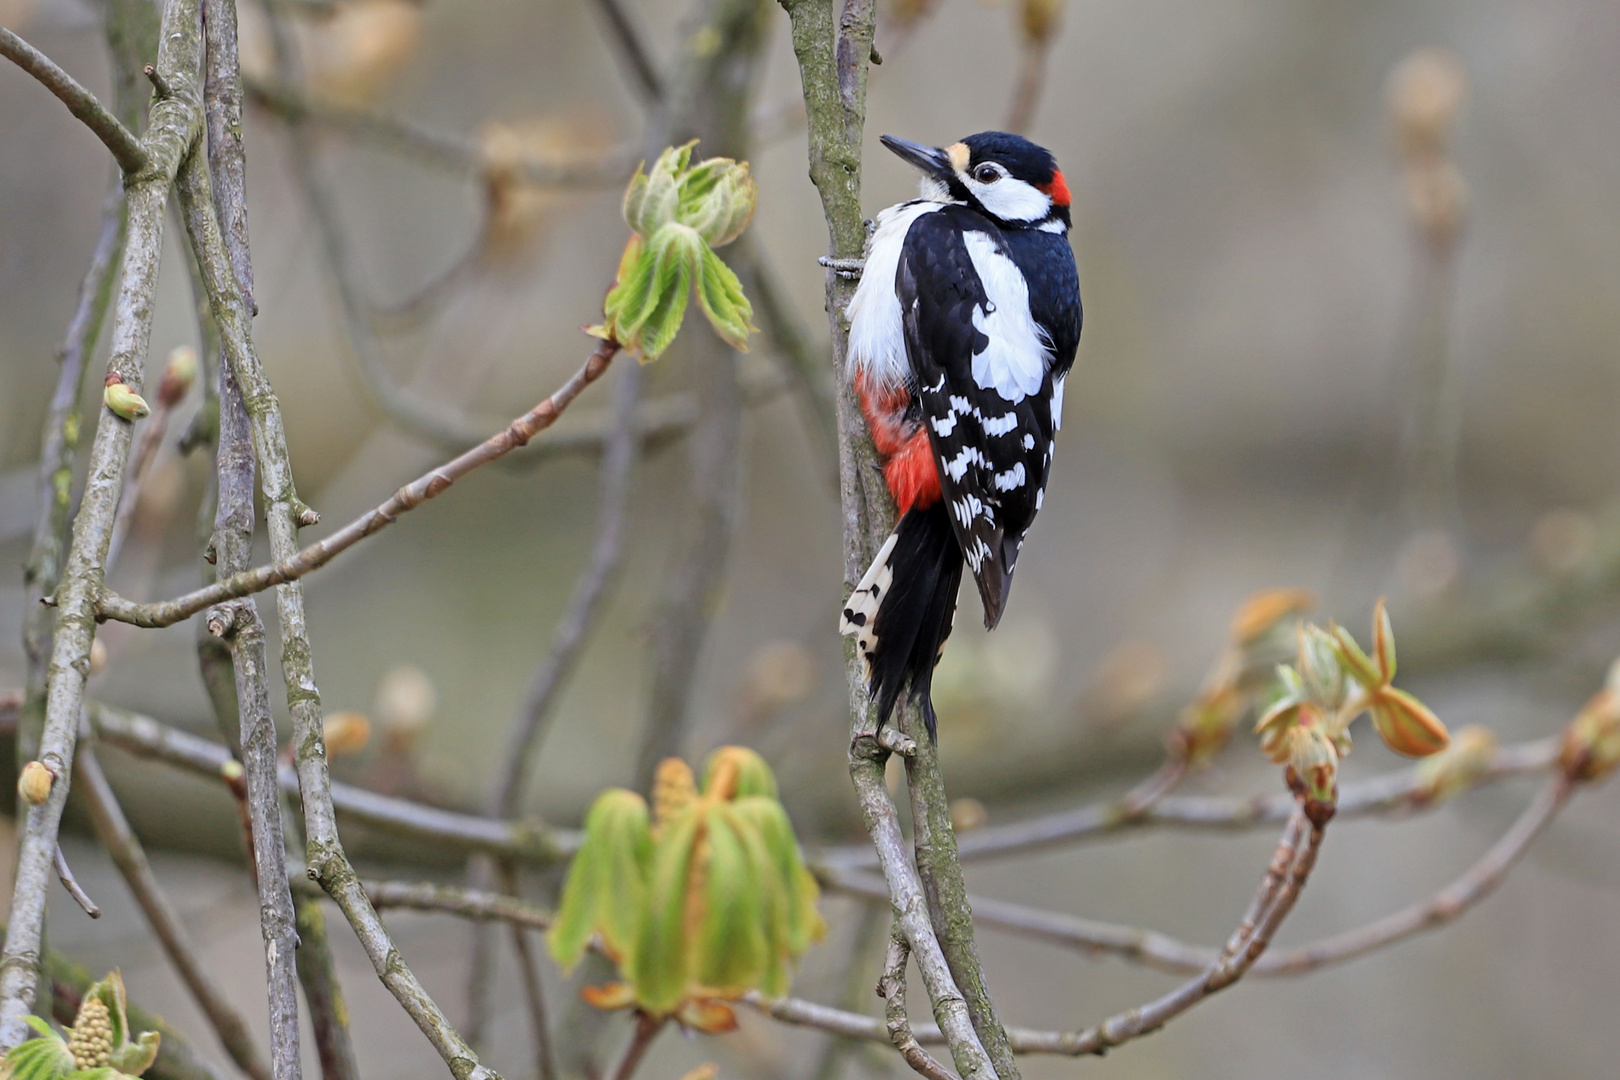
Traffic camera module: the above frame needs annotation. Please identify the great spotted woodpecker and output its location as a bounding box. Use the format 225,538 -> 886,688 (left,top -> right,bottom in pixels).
838,131 -> 1082,736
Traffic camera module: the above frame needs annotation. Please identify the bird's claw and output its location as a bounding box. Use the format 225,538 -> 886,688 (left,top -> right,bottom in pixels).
819,256 -> 866,279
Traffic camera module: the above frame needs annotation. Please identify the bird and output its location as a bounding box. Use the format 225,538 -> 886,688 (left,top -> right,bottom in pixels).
838,131 -> 1082,737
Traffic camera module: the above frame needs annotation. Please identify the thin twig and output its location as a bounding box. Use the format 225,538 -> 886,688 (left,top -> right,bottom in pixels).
750,807 -> 1329,1058
588,0 -> 664,103
98,340 -> 620,628
245,77 -> 634,186
0,27 -> 149,173
878,924 -> 958,1080
496,362 -> 642,815
356,879 -> 553,928
105,390 -> 179,570
76,743 -> 272,1080
827,775 -> 1575,978
1257,774 -> 1572,975
52,846 -> 100,919
84,702 -> 579,863
509,920 -> 557,1080
0,0 -> 204,1043
817,736 -> 1559,868
603,1013 -> 665,1080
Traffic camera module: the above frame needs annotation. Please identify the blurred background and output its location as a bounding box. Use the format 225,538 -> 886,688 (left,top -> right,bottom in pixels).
2,0 -> 1619,1077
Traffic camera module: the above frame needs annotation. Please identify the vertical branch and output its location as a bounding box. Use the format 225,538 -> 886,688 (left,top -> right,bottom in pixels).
0,0 -> 204,1045
75,745 -> 273,1080
174,108 -> 505,1080
294,899 -> 362,1080
191,5 -> 305,1073
778,0 -> 1017,1074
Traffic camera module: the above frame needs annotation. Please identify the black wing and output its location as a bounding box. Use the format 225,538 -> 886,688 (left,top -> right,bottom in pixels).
896,207 -> 1055,629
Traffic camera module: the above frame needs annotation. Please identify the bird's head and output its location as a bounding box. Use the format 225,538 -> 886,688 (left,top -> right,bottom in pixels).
881,131 -> 1071,232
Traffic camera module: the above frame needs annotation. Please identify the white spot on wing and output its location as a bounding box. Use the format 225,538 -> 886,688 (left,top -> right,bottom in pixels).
1050,376 -> 1066,432
992,463 -> 1027,491
962,231 -> 1051,404
931,413 -> 957,436
982,411 -> 1019,437
1023,433 -> 1035,449
944,446 -> 987,482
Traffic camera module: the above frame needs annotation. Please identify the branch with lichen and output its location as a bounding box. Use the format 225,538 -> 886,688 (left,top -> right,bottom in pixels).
170,133 -> 505,1079
0,0 -> 205,1045
74,743 -> 273,1080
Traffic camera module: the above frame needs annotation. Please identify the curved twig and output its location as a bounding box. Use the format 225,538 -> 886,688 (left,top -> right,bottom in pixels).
0,28 -> 148,173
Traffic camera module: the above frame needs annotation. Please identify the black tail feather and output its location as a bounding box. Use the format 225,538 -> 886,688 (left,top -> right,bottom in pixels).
868,502 -> 962,738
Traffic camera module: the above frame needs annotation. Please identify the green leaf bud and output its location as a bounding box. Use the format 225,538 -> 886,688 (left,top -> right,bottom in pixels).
103,382 -> 150,422
547,789 -> 651,973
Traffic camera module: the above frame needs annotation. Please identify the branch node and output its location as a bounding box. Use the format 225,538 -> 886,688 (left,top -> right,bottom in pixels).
144,64 -> 174,100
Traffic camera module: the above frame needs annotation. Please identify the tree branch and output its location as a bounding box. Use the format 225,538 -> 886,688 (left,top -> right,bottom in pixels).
817,735 -> 1559,868
85,702 -> 580,863
97,340 -> 620,628
0,27 -> 148,173
0,0 -> 204,1043
878,924 -> 958,1080
75,743 -> 273,1080
173,137 -> 507,1077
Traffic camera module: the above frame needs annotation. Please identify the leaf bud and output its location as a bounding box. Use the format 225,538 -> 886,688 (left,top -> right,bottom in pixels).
1230,588 -> 1315,649
104,380 -> 150,422
676,159 -> 757,248
1387,48 -> 1467,159
1286,717 -> 1339,805
949,797 -> 988,833
88,638 -> 109,677
623,142 -> 693,238
158,345 -> 198,407
321,711 -> 371,757
1561,675 -> 1620,783
18,760 -> 55,806
1414,725 -> 1498,803
1368,685 -> 1450,758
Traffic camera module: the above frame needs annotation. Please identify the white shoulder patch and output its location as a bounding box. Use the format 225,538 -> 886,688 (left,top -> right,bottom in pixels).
1050,375 -> 1066,431
846,201 -> 942,389
962,231 -> 1051,404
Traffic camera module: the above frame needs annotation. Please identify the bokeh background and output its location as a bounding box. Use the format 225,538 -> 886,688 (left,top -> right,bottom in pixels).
2,0 -> 1619,1077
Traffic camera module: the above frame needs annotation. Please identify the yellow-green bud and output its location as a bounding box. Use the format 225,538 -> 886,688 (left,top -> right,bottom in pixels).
1287,718 -> 1338,805
159,345 -> 198,407
104,380 -> 150,421
1368,685 -> 1449,758
18,760 -> 54,806
676,159 -> 756,248
1561,686 -> 1620,783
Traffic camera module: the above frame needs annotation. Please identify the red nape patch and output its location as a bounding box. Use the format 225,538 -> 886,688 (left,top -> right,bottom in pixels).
1039,169 -> 1072,207
885,429 -> 941,514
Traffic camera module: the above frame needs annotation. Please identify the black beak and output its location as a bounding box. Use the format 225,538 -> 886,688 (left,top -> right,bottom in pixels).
881,135 -> 953,181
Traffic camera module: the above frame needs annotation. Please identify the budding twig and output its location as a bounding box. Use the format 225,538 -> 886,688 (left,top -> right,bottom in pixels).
98,340 -> 621,629
53,845 -> 100,919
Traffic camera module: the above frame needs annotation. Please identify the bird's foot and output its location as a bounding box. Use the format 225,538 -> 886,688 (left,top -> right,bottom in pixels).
819,256 -> 865,279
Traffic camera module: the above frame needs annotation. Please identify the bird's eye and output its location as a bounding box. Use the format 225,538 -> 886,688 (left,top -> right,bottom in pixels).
973,164 -> 1001,184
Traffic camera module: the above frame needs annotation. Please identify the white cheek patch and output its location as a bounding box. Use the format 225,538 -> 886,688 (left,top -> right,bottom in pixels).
962,231 -> 1051,404
963,176 -> 1052,224
846,201 -> 942,389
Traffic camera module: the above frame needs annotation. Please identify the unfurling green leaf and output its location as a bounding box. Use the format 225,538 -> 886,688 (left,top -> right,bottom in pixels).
562,746 -> 823,1024
696,247 -> 756,350
631,805 -> 704,1015
547,789 -> 651,973
694,805 -> 768,997
598,145 -> 757,360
